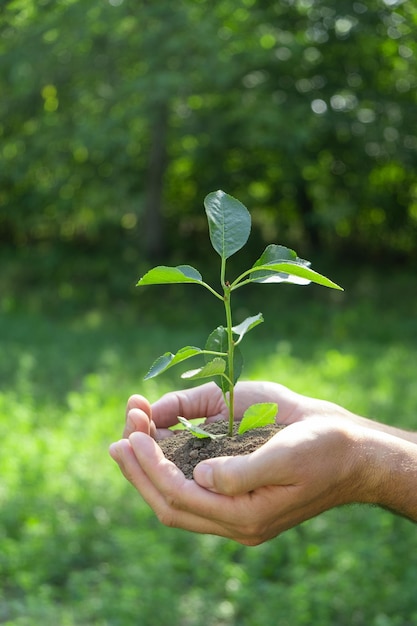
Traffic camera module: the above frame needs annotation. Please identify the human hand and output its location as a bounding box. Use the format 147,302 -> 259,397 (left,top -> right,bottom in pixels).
110,381 -> 392,544
110,409 -> 386,544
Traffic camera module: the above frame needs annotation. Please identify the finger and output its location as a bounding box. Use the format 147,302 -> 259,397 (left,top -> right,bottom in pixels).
124,395 -> 152,437
126,394 -> 151,417
192,455 -> 270,495
124,395 -> 176,439
125,408 -> 176,440
110,435 -> 242,539
193,425 -> 304,495
112,435 -> 303,545
151,382 -> 225,429
123,409 -> 151,438
128,433 -> 260,526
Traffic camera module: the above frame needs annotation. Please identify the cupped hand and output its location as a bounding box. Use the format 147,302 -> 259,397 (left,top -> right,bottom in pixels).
109,381 -> 378,544
109,414 -> 372,544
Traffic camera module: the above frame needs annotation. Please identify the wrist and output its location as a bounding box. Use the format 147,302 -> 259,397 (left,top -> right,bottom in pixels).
353,428 -> 417,520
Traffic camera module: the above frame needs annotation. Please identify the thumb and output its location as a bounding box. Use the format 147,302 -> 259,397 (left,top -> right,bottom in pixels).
193,450 -> 279,495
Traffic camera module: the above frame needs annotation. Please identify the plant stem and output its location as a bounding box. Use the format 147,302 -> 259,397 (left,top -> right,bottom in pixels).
201,282 -> 224,301
223,284 -> 235,437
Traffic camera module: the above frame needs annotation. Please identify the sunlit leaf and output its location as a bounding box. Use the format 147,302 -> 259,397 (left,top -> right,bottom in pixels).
238,402 -> 278,435
250,261 -> 343,290
181,357 -> 226,380
232,313 -> 264,342
137,265 -> 203,286
144,346 -> 202,380
177,416 -> 227,440
250,245 -> 312,285
255,244 -> 301,265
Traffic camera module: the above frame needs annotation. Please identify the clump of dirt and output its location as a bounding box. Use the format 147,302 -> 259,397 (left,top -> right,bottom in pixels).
158,421 -> 285,480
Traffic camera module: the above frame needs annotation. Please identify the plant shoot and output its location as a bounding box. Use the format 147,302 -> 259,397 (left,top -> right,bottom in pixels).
137,190 -> 343,437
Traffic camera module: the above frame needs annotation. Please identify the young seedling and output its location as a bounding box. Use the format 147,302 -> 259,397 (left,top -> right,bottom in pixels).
137,190 -> 343,438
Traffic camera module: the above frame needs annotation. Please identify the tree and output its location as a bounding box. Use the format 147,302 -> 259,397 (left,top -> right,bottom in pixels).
1,0 -> 416,262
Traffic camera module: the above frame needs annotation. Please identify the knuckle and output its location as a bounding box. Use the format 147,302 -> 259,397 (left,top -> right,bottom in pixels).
120,466 -> 135,485
156,509 -> 177,528
213,471 -> 241,496
238,520 -> 269,546
154,489 -> 183,528
240,536 -> 265,547
164,490 -> 182,511
213,459 -> 252,496
126,394 -> 140,413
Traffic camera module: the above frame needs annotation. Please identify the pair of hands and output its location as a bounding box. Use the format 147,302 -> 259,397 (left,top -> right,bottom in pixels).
109,381 -> 397,545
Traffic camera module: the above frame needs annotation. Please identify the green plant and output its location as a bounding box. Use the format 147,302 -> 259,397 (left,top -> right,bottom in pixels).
137,190 -> 342,437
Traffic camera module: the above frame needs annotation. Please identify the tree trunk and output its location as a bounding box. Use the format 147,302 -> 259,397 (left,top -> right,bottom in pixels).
143,101 -> 169,261
297,183 -> 321,249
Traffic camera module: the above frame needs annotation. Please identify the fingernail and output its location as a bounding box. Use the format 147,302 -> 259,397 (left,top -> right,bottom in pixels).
109,440 -> 126,464
194,463 -> 214,490
109,442 -> 119,460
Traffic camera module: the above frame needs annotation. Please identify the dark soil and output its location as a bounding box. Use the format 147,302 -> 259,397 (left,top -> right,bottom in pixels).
158,421 -> 285,480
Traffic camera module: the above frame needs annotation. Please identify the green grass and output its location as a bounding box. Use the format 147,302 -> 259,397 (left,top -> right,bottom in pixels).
1,267 -> 417,625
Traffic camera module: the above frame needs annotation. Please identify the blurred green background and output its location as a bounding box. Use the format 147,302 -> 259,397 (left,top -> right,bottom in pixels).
1,1 -> 417,624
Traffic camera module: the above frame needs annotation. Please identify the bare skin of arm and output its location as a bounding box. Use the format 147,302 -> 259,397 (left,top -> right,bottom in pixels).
109,382 -> 417,546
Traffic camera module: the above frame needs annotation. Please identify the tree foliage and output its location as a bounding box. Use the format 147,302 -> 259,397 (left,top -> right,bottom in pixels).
1,0 -> 416,262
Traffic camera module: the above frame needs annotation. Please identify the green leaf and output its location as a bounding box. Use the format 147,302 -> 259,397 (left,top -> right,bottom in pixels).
238,402 -> 278,435
232,313 -> 264,342
205,326 -> 228,353
181,357 -> 226,380
256,244 -> 300,264
177,416 -> 227,440
205,327 -> 243,392
250,245 -> 312,285
137,265 -> 203,286
250,261 -> 343,290
204,190 -> 251,260
144,346 -> 202,380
